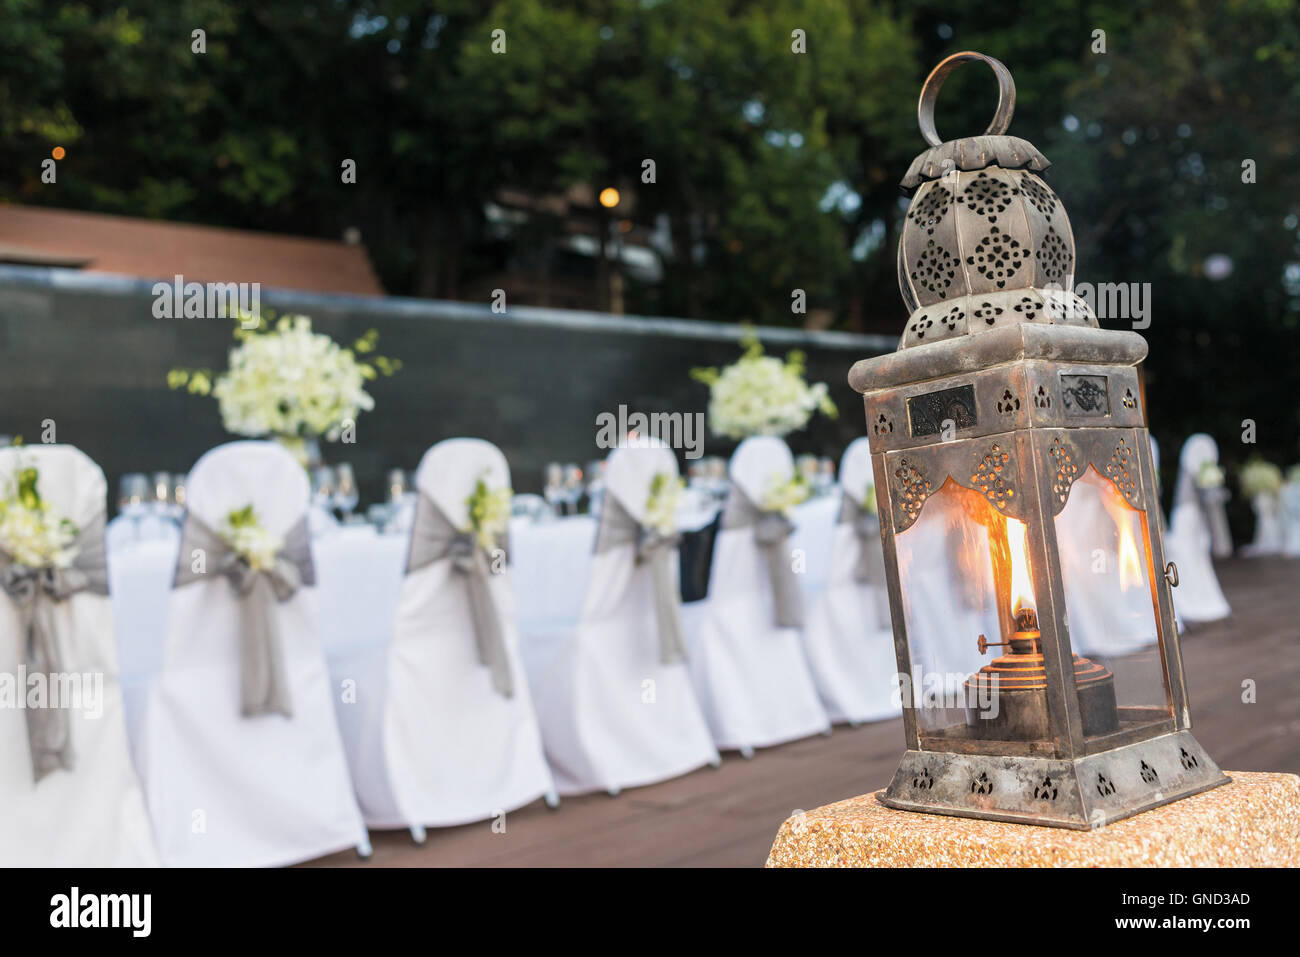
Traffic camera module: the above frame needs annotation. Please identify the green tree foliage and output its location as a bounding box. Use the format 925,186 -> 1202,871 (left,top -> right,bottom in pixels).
2,0 -> 1298,484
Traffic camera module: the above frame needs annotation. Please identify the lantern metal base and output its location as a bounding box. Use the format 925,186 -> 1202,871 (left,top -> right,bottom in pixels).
878,729 -> 1228,830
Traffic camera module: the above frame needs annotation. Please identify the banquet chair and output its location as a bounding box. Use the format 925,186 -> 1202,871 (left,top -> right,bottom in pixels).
1283,478 -> 1300,558
1164,434 -> 1231,624
335,438 -> 556,831
800,438 -> 900,725
138,440 -> 368,867
679,436 -> 829,754
0,445 -> 158,866
525,442 -> 719,795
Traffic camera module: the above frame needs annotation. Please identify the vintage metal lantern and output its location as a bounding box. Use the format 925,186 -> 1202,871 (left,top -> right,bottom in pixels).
850,52 -> 1228,829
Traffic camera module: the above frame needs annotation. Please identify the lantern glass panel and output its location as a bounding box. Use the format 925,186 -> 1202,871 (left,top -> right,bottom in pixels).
1054,467 -> 1173,733
895,479 -> 1052,747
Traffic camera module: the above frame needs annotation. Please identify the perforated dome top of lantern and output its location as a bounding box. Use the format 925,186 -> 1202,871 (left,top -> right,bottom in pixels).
897,53 -> 1097,350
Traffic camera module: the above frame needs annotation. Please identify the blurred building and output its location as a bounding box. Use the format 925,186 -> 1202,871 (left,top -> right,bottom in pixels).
465,183 -> 664,313
0,204 -> 384,296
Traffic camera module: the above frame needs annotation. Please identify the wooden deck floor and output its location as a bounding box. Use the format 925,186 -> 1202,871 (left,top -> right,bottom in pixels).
307,556 -> 1300,867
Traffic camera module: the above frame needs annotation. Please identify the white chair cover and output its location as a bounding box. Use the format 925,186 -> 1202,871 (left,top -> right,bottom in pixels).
526,442 -> 719,795
1164,435 -> 1231,623
339,438 -> 555,828
1283,480 -> 1300,558
1242,492 -> 1286,556
800,438 -> 899,725
680,436 -> 829,750
0,445 -> 158,866
138,441 -> 366,866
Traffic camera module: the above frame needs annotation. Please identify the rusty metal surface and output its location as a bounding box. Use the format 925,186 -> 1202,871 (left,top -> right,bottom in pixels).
879,730 -> 1229,829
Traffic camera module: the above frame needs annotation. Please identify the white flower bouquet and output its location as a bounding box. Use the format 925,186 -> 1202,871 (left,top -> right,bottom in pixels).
1194,462 -> 1226,490
645,472 -> 684,535
168,312 -> 400,448
691,331 -> 837,440
466,475 -> 512,550
0,460 -> 79,570
761,473 -> 811,515
1239,459 -> 1284,499
218,505 -> 283,572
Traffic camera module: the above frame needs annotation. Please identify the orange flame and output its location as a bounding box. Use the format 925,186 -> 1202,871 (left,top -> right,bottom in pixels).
1101,489 -> 1145,591
1006,517 -> 1037,619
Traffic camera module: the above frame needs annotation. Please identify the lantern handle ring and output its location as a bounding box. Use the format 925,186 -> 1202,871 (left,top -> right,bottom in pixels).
918,51 -> 1016,148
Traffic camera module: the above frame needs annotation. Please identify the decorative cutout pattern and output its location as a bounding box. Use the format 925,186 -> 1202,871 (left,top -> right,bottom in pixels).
1012,295 -> 1042,321
940,304 -> 965,332
961,171 -> 1016,222
1036,226 -> 1073,282
1019,173 -> 1058,221
912,767 -> 935,790
912,240 -> 957,298
996,388 -> 1021,415
1105,437 -> 1141,506
1139,760 -> 1159,784
973,301 -> 1004,326
1048,435 -> 1080,506
969,772 -> 994,796
894,458 -> 933,527
1033,775 -> 1059,801
966,226 -> 1028,288
971,444 -> 1014,511
1180,748 -> 1200,770
909,314 -> 934,340
907,184 -> 952,236
1033,384 -> 1052,409
1122,387 -> 1137,410
1096,775 -> 1117,797
873,412 -> 894,437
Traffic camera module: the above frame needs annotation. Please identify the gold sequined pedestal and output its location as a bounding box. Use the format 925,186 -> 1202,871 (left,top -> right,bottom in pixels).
766,772 -> 1300,867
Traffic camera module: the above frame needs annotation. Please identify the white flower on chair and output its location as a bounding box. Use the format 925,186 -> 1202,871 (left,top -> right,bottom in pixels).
0,454 -> 79,570
1194,462 -> 1225,490
465,475 -> 512,551
218,505 -> 284,572
760,474 -> 811,516
645,472 -> 685,535
1239,459 -> 1283,499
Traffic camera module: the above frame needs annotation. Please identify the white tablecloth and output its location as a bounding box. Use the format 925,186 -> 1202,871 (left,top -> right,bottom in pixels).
107,497 -> 841,749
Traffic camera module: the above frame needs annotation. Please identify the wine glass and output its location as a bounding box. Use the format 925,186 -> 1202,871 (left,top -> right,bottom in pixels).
584,459 -> 606,515
333,463 -> 359,523
387,468 -> 411,503
706,456 -> 729,501
150,472 -> 174,518
118,473 -> 149,541
311,466 -> 337,511
562,464 -> 585,515
171,473 -> 188,519
542,463 -> 564,518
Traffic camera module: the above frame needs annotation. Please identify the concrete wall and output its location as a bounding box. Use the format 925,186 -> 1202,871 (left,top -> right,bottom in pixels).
0,265 -> 893,506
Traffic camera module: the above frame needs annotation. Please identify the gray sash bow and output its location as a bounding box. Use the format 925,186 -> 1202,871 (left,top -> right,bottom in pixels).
838,492 -> 885,584
406,492 -> 513,698
593,494 -> 688,664
174,514 -> 314,718
1196,486 -> 1233,558
722,485 -> 804,628
0,513 -> 109,783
